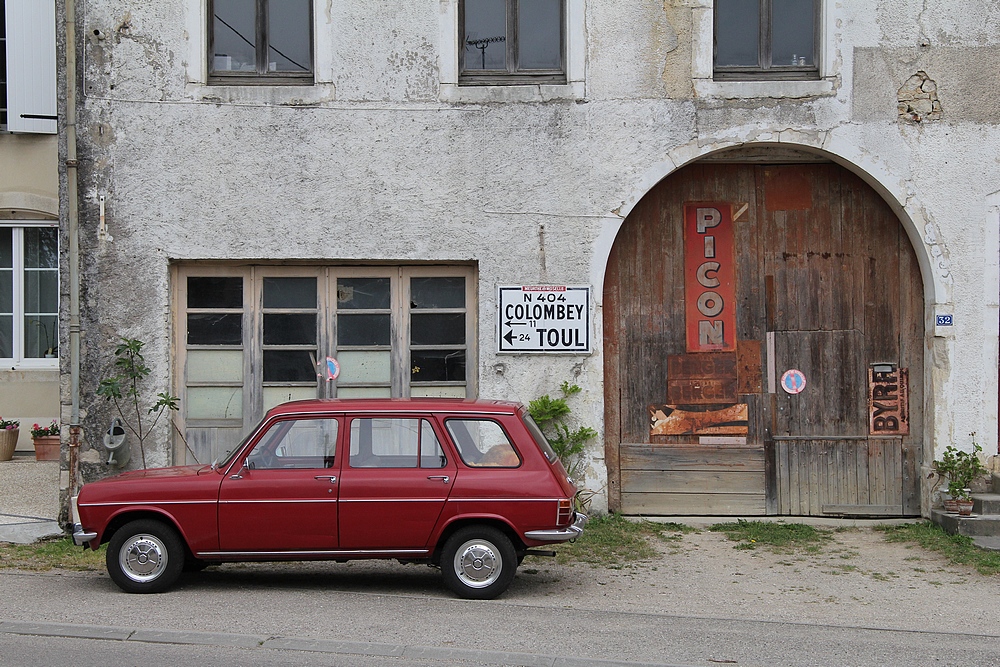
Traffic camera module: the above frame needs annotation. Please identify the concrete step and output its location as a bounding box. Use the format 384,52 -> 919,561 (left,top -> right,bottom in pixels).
931,509 -> 1000,537
971,536 -> 1000,552
973,493 -> 1000,515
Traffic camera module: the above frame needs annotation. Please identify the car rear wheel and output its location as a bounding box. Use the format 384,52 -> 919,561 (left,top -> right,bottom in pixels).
106,519 -> 184,594
441,526 -> 517,600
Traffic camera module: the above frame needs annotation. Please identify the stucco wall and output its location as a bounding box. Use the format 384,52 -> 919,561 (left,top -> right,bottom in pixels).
64,0 -> 1000,512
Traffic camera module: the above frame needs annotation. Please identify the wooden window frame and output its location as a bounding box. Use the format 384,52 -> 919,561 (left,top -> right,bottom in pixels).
207,0 -> 314,86
713,0 -> 821,81
459,0 -> 566,86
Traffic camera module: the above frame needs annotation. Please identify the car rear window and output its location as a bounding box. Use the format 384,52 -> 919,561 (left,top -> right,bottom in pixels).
521,413 -> 558,464
445,418 -> 521,467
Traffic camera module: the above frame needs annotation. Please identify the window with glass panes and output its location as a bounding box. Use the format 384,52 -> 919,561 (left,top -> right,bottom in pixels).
460,0 -> 565,84
0,225 -> 58,366
208,0 -> 313,84
175,266 -> 475,465
714,0 -> 820,80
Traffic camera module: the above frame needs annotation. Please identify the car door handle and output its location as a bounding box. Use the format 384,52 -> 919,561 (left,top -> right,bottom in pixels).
427,475 -> 450,484
314,475 -> 337,483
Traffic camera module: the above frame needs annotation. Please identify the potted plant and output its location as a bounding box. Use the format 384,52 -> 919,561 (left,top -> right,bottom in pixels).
30,420 -> 60,461
933,444 -> 960,512
943,435 -> 987,517
0,417 -> 20,461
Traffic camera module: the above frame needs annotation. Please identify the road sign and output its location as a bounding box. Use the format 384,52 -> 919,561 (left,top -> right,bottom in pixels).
497,285 -> 591,353
780,369 -> 807,395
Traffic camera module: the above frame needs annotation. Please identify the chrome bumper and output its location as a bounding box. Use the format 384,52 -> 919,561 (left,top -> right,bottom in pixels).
69,496 -> 96,547
524,512 -> 588,542
72,524 -> 97,547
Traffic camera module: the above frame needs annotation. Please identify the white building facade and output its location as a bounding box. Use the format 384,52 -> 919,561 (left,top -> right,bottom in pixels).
63,0 -> 1000,517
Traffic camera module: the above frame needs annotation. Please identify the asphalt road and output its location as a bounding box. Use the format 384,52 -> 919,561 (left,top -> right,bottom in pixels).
1,562 -> 998,667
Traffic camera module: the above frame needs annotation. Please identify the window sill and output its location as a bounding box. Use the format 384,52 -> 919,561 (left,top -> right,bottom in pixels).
440,81 -> 585,104
694,78 -> 835,100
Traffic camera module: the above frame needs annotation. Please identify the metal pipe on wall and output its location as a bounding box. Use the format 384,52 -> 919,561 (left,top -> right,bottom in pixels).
64,0 -> 82,500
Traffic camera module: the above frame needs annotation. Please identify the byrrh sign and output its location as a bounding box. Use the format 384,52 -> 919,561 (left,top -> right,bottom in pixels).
684,204 -> 736,352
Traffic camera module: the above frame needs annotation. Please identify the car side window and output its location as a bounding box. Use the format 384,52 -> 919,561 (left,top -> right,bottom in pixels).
350,418 -> 446,469
445,419 -> 520,467
246,418 -> 338,470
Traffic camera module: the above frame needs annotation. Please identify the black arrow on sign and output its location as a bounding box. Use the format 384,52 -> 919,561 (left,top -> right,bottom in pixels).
503,330 -> 516,345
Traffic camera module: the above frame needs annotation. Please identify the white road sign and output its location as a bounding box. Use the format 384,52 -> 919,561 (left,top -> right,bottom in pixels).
497,285 -> 591,353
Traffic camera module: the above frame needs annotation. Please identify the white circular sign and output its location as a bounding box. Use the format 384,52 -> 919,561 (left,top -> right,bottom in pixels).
780,369 -> 807,394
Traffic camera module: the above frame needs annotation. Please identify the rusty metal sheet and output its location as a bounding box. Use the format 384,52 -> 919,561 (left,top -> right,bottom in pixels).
736,339 -> 762,395
667,352 -> 738,404
649,404 -> 748,436
869,367 -> 909,435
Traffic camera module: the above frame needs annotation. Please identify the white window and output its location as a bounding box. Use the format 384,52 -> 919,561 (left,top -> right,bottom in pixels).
208,0 -> 313,84
2,0 -> 57,133
0,224 -> 59,366
714,0 -> 820,80
173,265 -> 477,465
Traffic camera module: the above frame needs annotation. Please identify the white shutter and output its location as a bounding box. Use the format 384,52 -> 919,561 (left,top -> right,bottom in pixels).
5,0 -> 57,134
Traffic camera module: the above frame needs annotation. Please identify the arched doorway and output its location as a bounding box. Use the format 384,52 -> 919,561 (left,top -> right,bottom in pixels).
603,157 -> 924,517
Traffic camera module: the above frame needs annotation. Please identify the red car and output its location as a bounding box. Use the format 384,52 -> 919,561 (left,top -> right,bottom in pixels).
72,398 -> 586,599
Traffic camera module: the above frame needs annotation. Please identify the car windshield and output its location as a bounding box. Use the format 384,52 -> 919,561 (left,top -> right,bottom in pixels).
521,412 -> 558,464
212,416 -> 267,471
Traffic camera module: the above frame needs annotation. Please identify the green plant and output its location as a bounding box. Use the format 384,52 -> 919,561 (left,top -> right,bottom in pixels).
709,519 -> 833,552
937,434 -> 987,501
30,420 -> 59,438
96,337 -> 179,469
0,417 -> 19,430
553,513 -> 693,566
528,381 -> 597,479
876,522 -> 1000,576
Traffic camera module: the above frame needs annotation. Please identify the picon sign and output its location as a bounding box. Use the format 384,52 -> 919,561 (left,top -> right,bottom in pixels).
497,285 -> 591,353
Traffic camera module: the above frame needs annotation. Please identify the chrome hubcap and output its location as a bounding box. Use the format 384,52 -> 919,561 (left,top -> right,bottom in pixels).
120,534 -> 168,583
454,539 -> 501,588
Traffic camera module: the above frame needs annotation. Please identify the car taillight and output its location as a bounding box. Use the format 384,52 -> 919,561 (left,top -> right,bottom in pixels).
558,498 -> 573,525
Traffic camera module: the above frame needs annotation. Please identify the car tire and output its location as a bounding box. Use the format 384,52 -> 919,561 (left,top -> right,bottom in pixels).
106,519 -> 185,594
441,526 -> 517,600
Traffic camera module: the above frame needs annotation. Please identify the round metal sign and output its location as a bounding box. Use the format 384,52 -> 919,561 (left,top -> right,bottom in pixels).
780,369 -> 806,395
326,357 -> 341,381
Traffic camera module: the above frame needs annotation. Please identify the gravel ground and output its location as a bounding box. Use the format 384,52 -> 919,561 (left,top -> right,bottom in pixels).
507,524 -> 998,635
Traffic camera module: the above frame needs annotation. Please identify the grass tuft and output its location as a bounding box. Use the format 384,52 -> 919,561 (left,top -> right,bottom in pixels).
554,513 -> 693,566
874,521 -> 1000,576
0,537 -> 106,571
708,519 -> 832,552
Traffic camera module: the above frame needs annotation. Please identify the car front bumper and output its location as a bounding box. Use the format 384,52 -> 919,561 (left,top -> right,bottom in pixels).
524,512 -> 588,542
72,523 -> 97,547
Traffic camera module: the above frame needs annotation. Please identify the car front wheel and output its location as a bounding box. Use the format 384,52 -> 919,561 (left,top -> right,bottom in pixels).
106,519 -> 184,594
441,526 -> 517,600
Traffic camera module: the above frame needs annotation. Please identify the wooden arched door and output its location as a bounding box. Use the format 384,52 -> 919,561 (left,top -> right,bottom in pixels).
603,161 -> 923,516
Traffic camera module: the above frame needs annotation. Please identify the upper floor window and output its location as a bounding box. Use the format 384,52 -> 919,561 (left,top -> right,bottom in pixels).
0,224 -> 59,366
714,0 -> 819,81
208,0 -> 313,85
459,0 -> 565,85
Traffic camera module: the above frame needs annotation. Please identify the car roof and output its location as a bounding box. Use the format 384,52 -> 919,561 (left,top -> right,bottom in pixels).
264,397 -> 524,419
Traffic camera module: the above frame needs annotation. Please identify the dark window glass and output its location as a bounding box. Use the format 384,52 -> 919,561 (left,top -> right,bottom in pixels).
188,277 -> 242,309
263,349 -> 316,382
24,272 -> 58,312
0,228 -> 11,267
0,315 -> 11,357
338,313 -> 391,346
263,277 -> 316,309
210,0 -> 312,80
464,0 -> 506,70
23,229 -> 57,269
461,0 -> 564,80
267,0 -> 311,72
25,314 -> 57,357
338,278 -> 390,309
212,0 -> 257,73
715,0 -> 759,67
715,0 -> 818,76
411,350 -> 466,382
263,313 -> 316,345
0,269 -> 11,312
772,0 -> 815,66
188,313 -> 243,345
410,277 -> 465,309
411,313 -> 466,346
518,0 -> 561,69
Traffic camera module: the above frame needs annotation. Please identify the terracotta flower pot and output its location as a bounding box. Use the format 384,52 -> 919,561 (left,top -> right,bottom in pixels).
957,499 -> 975,516
943,498 -> 960,513
32,435 -> 60,461
0,428 -> 18,461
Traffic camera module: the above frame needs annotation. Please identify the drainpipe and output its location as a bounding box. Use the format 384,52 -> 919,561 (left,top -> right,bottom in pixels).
65,0 -> 82,500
